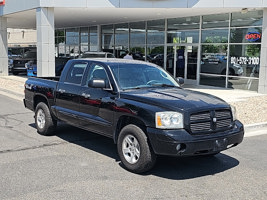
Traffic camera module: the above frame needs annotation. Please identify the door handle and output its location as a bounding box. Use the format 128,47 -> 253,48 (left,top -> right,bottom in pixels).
82,93 -> 91,98
58,89 -> 65,93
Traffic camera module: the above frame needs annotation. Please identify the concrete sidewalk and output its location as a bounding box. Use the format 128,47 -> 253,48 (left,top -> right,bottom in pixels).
0,75 -> 267,130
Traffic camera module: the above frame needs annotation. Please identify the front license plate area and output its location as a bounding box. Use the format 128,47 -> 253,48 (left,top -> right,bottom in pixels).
213,138 -> 228,151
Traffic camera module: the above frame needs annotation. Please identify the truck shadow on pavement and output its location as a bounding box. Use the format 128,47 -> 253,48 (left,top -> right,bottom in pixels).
149,154 -> 239,180
32,123 -> 240,180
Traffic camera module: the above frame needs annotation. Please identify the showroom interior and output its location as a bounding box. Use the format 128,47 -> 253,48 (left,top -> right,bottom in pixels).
1,0 -> 267,93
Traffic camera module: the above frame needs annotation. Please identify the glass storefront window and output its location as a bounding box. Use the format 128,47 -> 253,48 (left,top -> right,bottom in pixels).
80,27 -> 88,54
130,22 -> 146,60
115,23 -> 129,58
227,77 -> 259,91
168,16 -> 200,30
147,45 -> 164,67
201,29 -> 228,43
54,9 -> 264,92
201,44 -> 228,75
202,14 -> 229,29
80,27 -> 88,44
57,43 -> 66,57
89,26 -> 98,51
231,10 -> 263,27
200,75 -> 226,88
228,77 -> 259,91
55,29 -> 65,37
147,19 -> 165,45
130,21 -> 146,45
66,28 -> 79,37
229,44 -> 260,78
167,30 -> 199,44
230,27 -> 262,43
66,28 -> 79,45
55,37 -> 65,45
102,25 -> 114,52
166,46 -> 175,75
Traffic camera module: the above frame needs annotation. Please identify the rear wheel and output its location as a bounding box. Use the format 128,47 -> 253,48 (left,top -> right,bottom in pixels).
117,124 -> 156,173
35,102 -> 57,136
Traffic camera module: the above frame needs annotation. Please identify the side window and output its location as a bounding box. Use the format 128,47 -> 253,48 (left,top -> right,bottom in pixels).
65,62 -> 87,84
86,63 -> 110,88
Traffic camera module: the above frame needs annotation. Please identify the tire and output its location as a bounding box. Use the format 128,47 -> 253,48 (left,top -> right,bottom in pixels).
35,102 -> 57,136
117,124 -> 157,173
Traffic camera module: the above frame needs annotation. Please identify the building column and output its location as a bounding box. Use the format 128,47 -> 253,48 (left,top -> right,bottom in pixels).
36,7 -> 55,77
259,8 -> 267,94
0,17 -> 8,76
97,25 -> 102,52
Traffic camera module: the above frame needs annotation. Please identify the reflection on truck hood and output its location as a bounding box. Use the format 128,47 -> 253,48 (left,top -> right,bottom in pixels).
120,88 -> 229,112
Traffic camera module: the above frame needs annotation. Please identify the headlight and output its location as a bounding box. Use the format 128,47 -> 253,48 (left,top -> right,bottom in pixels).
156,112 -> 184,129
230,105 -> 237,121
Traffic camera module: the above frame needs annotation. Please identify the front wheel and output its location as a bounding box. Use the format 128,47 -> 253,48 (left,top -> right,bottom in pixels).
35,102 -> 57,136
117,124 -> 156,173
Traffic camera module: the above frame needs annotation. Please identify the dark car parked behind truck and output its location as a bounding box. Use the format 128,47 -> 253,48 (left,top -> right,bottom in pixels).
24,58 -> 244,173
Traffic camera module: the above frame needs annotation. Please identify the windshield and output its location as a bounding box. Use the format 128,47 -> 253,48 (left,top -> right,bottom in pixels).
109,63 -> 180,90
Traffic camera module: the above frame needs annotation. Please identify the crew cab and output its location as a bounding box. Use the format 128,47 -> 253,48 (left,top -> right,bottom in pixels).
24,58 -> 244,173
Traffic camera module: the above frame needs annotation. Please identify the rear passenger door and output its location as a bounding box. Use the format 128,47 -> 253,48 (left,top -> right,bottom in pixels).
55,61 -> 88,125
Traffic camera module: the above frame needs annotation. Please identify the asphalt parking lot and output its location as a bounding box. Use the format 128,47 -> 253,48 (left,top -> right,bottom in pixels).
0,93 -> 267,200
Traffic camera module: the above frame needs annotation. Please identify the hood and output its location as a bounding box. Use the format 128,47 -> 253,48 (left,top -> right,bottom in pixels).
120,87 -> 229,112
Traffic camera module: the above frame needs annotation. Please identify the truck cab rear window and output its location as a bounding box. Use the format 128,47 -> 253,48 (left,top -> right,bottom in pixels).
64,62 -> 87,84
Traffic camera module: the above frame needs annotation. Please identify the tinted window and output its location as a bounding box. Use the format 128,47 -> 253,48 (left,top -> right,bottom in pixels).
65,62 -> 87,84
86,63 -> 110,88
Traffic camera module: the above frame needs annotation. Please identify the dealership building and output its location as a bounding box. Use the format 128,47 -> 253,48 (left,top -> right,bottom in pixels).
1,0 -> 267,93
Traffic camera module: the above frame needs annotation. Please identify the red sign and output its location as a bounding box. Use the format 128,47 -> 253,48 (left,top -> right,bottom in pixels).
0,0 -> 5,6
245,32 -> 261,42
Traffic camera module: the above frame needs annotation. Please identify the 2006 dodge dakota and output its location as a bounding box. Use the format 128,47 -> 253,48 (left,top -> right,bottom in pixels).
24,58 -> 244,173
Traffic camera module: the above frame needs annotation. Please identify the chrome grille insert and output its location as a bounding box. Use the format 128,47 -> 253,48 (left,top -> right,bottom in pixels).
189,109 -> 232,135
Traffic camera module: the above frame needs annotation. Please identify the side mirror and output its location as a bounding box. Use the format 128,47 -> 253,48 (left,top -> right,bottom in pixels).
88,79 -> 106,88
177,77 -> 184,86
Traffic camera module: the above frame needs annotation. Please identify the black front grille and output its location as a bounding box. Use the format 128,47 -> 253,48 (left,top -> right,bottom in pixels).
189,109 -> 233,135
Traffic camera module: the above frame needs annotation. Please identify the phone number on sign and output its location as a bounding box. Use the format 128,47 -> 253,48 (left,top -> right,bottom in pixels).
231,57 -> 260,65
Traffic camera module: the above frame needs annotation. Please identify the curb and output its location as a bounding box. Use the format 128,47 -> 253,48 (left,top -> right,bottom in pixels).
244,122 -> 267,131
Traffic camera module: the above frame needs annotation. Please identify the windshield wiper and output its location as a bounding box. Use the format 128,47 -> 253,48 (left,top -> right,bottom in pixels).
122,86 -> 146,90
150,83 -> 178,88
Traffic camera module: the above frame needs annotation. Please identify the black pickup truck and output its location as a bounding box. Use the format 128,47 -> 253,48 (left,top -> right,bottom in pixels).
24,58 -> 244,173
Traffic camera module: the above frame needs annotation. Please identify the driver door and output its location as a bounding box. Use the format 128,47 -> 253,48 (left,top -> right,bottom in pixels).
79,62 -> 115,137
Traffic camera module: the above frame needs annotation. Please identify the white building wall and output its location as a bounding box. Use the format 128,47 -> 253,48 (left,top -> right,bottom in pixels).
2,0 -> 267,15
8,29 -> 36,46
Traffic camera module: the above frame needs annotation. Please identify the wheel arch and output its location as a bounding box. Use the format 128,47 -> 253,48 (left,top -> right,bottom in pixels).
33,94 -> 49,111
114,115 -> 147,144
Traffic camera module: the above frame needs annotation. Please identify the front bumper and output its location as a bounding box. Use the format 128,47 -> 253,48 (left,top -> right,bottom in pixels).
147,120 -> 244,156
